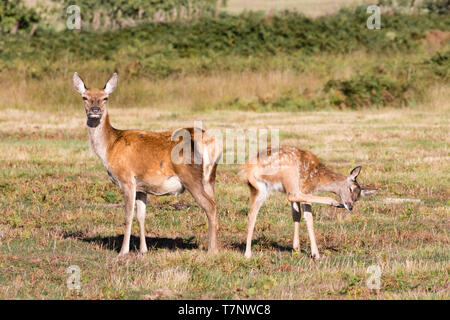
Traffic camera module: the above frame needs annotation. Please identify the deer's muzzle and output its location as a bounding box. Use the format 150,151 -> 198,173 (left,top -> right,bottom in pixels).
88,107 -> 102,119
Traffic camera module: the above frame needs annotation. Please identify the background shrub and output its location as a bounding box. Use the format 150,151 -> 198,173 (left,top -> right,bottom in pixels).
0,0 -> 40,34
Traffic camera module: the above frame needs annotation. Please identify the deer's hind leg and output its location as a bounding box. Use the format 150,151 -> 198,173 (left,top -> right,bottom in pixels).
202,163 -> 220,253
181,172 -> 219,254
201,141 -> 221,201
278,167 -> 341,207
202,159 -> 218,205
244,181 -> 267,259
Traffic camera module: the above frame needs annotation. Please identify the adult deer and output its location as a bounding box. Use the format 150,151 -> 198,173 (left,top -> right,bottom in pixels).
73,72 -> 222,256
242,146 -> 377,259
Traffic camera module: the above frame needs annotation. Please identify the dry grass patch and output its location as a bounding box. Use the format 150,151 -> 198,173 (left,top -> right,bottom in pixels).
224,0 -> 368,17
0,89 -> 448,300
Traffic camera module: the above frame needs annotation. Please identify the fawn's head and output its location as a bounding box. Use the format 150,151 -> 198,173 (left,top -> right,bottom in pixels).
73,72 -> 117,125
338,166 -> 377,211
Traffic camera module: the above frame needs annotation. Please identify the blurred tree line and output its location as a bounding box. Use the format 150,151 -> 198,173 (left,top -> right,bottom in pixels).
0,0 -> 447,34
0,0 -> 228,33
0,0 -> 40,34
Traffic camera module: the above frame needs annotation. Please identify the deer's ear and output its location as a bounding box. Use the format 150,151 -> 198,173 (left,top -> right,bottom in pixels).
361,188 -> 377,197
104,73 -> 118,95
349,166 -> 362,181
73,72 -> 86,95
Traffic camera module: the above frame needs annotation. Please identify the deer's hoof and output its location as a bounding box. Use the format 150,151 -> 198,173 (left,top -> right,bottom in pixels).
117,251 -> 129,258
333,202 -> 345,208
208,247 -> 219,254
311,253 -> 321,261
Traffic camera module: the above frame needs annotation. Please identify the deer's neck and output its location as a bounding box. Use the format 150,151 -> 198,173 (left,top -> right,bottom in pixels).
87,112 -> 117,168
315,164 -> 346,195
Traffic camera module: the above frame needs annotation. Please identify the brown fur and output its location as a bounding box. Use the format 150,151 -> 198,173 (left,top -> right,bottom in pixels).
243,145 -> 377,259
73,73 -> 222,256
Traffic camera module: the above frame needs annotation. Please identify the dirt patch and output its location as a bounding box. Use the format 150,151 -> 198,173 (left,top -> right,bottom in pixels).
423,30 -> 450,51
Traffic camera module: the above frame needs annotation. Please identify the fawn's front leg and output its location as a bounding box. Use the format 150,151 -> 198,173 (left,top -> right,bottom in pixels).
281,169 -> 342,208
118,182 -> 136,257
291,202 -> 301,251
301,203 -> 320,260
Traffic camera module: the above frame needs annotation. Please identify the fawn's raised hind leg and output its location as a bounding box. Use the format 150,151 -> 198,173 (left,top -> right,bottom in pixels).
281,171 -> 321,259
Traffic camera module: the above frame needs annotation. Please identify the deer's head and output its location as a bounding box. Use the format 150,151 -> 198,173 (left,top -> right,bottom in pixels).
73,72 -> 117,126
338,166 -> 377,211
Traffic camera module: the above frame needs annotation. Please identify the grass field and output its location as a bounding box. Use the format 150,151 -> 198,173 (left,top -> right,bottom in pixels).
1,0 -> 449,300
0,94 -> 448,299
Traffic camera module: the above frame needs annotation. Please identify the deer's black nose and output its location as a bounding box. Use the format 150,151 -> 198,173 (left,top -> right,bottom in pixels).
91,107 -> 100,114
345,203 -> 353,211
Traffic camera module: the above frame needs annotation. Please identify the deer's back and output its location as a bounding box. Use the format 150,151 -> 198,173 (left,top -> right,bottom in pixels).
104,127 -> 221,197
106,129 -> 175,177
244,145 -> 322,192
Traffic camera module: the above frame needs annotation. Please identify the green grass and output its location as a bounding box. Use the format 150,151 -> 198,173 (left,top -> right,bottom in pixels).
2,7 -> 449,77
0,106 -> 448,299
1,6 -> 449,114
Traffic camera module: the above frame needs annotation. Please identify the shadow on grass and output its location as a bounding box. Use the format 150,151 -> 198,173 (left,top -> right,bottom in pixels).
228,237 -> 342,255
228,237 -> 293,253
64,232 -> 198,253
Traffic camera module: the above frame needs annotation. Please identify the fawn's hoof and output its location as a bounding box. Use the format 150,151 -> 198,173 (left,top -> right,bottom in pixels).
208,247 -> 219,254
311,253 -> 321,260
117,253 -> 128,259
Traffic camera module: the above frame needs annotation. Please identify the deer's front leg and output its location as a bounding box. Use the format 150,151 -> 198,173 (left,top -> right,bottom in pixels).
291,202 -> 301,251
118,182 -> 136,257
301,203 -> 320,260
135,192 -> 147,254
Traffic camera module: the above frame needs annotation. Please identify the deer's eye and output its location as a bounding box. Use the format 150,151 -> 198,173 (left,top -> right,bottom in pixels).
103,97 -> 108,101
82,97 -> 88,101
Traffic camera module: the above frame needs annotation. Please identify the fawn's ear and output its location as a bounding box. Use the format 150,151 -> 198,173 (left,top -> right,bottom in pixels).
73,72 -> 86,95
348,166 -> 362,181
361,188 -> 378,197
104,73 -> 118,95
